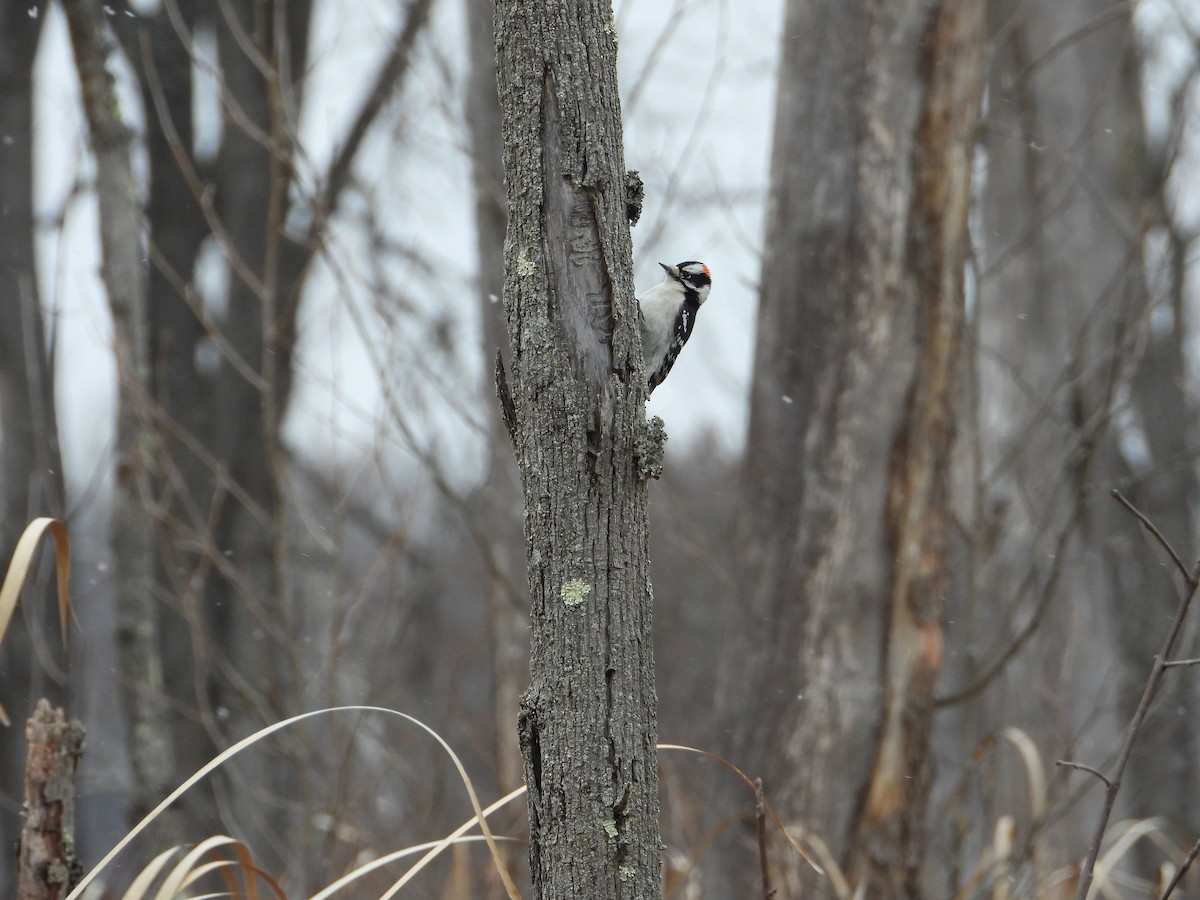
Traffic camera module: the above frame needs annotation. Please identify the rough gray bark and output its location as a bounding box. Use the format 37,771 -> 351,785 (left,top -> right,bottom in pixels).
63,0 -> 176,831
493,2 -> 660,897
17,701 -> 84,900
714,2 -> 982,896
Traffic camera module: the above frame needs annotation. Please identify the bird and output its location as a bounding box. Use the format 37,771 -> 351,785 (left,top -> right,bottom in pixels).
638,261 -> 712,393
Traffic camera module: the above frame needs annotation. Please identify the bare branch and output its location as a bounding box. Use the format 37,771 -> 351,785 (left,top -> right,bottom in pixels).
755,777 -> 776,900
1073,507 -> 1200,899
1111,489 -> 1192,583
138,32 -> 270,302
306,0 -> 435,242
1054,759 -> 1112,788
1159,837 -> 1200,900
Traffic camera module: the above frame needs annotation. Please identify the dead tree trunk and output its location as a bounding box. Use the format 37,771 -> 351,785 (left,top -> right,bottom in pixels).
17,700 -> 84,900
493,1 -> 661,897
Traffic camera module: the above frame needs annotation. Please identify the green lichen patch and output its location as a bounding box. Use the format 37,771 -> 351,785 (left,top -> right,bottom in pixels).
562,578 -> 592,606
517,248 -> 536,277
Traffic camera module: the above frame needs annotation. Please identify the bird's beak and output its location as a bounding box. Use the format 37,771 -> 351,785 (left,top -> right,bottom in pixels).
659,262 -> 680,278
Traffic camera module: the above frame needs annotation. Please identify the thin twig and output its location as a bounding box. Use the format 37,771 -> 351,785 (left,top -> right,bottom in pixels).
1072,499 -> 1200,900
1162,658 -> 1200,668
138,32 -> 270,302
308,0 -> 435,235
1110,489 -> 1191,582
755,778 -> 775,900
937,479 -> 1086,707
1159,836 -> 1200,899
1054,760 -> 1111,788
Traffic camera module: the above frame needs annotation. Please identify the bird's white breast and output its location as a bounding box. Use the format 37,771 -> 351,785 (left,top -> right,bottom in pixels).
638,280 -> 684,366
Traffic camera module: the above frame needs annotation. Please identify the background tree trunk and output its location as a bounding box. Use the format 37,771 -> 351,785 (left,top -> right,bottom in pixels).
493,1 -> 661,896
714,2 -> 984,895
465,0 -> 529,865
0,1 -> 67,885
937,0 -> 1197,887
117,0 -> 223,836
64,0 -> 175,841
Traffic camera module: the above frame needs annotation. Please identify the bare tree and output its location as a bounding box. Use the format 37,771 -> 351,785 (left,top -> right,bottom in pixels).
60,0 -> 442,884
64,0 -> 175,842
0,1 -> 67,886
493,0 -> 661,895
714,2 -> 984,895
941,0 -> 1200,889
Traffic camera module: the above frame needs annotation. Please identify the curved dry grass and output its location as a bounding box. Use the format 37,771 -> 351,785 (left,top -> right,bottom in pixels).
0,517 -> 72,726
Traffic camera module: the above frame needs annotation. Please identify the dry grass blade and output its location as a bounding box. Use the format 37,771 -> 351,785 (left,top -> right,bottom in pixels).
108,836 -> 282,900
118,847 -> 182,899
1093,818 -> 1169,899
657,743 -> 835,890
157,859 -> 241,898
372,789 -> 525,899
1001,727 -> 1047,820
0,517 -> 71,726
227,837 -> 274,900
372,712 -> 521,900
312,830 -> 524,899
68,707 -> 518,900
154,835 -> 277,899
993,815 -> 1016,900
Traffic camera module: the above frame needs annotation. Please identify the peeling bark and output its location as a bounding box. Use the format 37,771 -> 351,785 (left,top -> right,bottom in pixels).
850,2 -> 983,894
715,1 -> 983,896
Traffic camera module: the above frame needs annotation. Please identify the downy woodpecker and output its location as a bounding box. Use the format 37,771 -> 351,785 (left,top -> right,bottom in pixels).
638,261 -> 712,393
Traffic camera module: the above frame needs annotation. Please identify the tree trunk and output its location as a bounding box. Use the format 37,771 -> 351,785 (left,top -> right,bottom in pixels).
64,0 -> 176,834
849,6 -> 984,893
493,1 -> 661,896
715,2 -> 983,896
118,0 -> 222,836
0,4 -> 67,888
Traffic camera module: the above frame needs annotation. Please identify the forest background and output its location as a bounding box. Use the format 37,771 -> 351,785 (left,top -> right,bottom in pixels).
3,0 -> 1200,897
